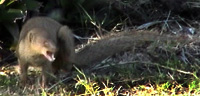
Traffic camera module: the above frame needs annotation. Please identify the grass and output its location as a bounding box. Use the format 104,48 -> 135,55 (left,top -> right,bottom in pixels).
1,53 -> 200,95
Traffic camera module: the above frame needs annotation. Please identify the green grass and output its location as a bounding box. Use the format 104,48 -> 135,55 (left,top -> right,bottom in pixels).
0,60 -> 200,95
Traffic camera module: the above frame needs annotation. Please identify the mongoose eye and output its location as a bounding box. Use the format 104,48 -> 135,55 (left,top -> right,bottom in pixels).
44,41 -> 50,47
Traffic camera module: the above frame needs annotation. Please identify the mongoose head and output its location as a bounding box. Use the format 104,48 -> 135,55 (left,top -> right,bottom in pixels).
27,28 -> 57,62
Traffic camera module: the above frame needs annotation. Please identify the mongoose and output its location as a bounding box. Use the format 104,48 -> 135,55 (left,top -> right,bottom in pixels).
16,17 -> 75,87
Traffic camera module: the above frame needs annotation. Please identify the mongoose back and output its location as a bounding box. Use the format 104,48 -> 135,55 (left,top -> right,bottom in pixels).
16,17 -> 75,87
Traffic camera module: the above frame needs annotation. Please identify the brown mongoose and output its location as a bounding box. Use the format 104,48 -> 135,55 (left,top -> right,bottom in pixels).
16,17 -> 75,87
